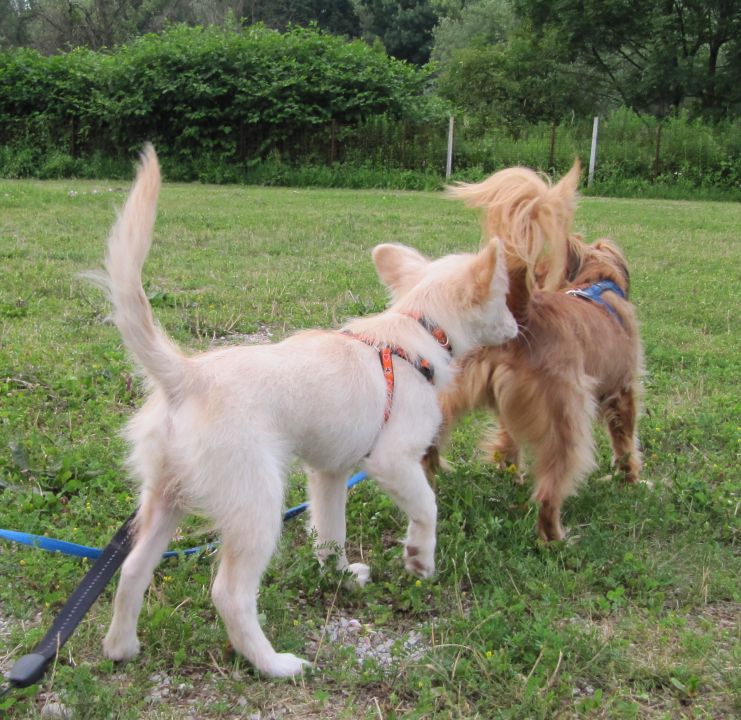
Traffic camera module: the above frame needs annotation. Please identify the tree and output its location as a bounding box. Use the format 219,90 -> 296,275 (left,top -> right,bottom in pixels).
516,0 -> 741,119
0,0 -> 181,53
430,0 -> 515,66
0,1 -> 363,54
237,1 -> 360,37
438,25 -> 599,148
357,0 -> 440,64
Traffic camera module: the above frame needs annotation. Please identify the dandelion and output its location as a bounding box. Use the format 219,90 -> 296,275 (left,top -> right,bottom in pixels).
415,580 -> 422,587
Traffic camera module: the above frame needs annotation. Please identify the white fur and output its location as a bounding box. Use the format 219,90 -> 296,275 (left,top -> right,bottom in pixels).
97,145 -> 516,677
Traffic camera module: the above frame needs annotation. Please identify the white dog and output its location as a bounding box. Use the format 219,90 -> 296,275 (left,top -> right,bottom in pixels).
94,145 -> 517,677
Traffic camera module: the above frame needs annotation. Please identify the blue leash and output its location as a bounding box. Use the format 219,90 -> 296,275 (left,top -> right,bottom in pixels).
0,471 -> 368,560
1,470 -> 368,693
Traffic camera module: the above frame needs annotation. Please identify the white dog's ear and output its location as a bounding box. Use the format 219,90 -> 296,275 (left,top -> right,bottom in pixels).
468,238 -> 508,305
372,243 -> 429,300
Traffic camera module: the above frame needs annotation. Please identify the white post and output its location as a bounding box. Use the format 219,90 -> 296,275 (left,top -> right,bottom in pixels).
588,116 -> 599,187
446,116 -> 454,179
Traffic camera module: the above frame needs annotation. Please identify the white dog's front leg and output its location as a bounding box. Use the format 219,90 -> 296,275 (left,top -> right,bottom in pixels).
367,458 -> 437,578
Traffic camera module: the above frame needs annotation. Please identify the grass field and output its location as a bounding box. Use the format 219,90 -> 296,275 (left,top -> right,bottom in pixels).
0,177 -> 739,719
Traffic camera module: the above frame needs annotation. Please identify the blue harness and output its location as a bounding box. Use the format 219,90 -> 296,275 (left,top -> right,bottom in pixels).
565,280 -> 625,323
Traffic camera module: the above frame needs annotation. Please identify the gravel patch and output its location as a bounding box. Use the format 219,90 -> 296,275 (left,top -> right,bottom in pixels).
307,614 -> 428,670
212,325 -> 274,346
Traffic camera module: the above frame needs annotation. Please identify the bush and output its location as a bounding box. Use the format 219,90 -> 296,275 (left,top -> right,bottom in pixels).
0,24 -> 444,164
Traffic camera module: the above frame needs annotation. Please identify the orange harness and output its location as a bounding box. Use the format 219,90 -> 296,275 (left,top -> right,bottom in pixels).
344,316 -> 452,423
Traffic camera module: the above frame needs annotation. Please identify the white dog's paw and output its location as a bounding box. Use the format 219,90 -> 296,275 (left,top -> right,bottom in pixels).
259,652 -> 311,678
103,631 -> 140,662
344,562 -> 371,588
403,544 -> 435,579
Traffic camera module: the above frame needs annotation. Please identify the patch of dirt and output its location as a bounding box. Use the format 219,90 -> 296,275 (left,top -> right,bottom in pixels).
307,613 -> 428,670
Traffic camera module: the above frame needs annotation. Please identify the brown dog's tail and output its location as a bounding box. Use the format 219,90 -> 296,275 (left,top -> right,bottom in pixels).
447,161 -> 581,293
85,144 -> 189,401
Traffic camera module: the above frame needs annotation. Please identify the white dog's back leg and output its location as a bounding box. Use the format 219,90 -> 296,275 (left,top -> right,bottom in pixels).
103,490 -> 183,661
210,467 -> 309,678
306,467 -> 370,587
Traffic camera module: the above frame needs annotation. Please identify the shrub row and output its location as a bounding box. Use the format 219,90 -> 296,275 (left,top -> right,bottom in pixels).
0,23 -> 443,162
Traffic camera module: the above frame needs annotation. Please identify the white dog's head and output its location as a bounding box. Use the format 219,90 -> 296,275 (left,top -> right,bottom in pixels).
372,239 -> 517,355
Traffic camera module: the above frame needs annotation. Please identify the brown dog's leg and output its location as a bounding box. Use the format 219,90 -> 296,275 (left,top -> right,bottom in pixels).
528,381 -> 596,542
481,425 -> 520,469
604,385 -> 642,483
537,499 -> 565,542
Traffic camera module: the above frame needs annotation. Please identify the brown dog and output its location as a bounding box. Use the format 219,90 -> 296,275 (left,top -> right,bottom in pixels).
434,163 -> 644,541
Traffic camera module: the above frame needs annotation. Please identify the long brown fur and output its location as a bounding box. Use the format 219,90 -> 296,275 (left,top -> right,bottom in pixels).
435,163 -> 644,541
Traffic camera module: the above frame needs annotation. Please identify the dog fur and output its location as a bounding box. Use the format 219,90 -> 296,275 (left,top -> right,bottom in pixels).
435,163 -> 644,542
92,145 -> 517,677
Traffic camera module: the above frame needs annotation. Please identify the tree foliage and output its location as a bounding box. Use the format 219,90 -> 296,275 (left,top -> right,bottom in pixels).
356,0 -> 441,64
437,23 -> 599,133
516,0 -> 741,118
430,0 -> 515,66
0,1 -> 362,53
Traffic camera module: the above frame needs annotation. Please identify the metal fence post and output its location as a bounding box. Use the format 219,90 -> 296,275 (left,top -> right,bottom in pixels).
588,116 -> 599,187
446,116 -> 454,180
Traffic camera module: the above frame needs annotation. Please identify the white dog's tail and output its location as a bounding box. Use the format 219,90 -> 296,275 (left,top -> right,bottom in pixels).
447,161 -> 581,291
95,144 -> 188,400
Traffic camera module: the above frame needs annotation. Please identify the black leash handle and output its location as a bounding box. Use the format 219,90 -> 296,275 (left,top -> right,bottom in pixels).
4,511 -> 138,690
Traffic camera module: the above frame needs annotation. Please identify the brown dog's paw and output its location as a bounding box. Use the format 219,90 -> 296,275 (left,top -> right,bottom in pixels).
537,505 -> 566,542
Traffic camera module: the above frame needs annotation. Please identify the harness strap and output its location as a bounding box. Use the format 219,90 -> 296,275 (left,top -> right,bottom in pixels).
565,280 -> 625,323
343,324 -> 441,424
413,316 -> 452,354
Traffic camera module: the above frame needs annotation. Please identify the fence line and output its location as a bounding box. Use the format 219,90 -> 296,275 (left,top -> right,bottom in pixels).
1,109 -> 738,188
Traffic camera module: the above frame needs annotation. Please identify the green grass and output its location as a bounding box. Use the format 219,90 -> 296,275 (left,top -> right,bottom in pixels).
0,178 -> 739,719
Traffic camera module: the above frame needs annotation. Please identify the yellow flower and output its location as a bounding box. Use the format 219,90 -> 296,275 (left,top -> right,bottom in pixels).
415,580 -> 422,587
